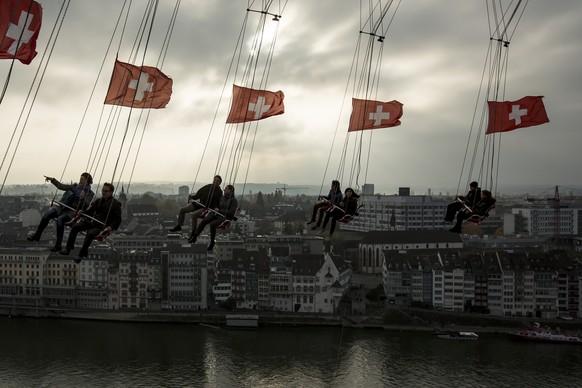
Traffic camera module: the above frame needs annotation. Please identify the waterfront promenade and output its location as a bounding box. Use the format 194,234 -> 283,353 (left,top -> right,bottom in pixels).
3,303 -> 580,335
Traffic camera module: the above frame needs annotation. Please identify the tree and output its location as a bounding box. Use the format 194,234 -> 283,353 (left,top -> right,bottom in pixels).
138,193 -> 158,204
255,219 -> 277,235
365,284 -> 385,302
130,194 -> 179,217
256,191 -> 265,209
219,297 -> 237,311
157,199 -> 180,217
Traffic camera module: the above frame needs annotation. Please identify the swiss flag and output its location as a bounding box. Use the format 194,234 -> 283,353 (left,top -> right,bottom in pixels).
104,60 -> 172,109
486,96 -> 549,134
348,98 -> 403,132
226,84 -> 284,123
0,0 -> 43,65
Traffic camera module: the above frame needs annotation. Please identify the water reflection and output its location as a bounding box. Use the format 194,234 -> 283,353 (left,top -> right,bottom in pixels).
1,318 -> 581,387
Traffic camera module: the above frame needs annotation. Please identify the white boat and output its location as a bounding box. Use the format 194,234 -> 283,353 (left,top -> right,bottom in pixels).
437,331 -> 479,340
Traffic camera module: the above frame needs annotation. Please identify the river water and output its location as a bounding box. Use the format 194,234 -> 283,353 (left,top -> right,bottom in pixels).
1,318 -> 581,387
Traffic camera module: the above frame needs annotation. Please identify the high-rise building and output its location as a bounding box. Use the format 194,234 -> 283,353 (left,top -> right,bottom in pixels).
178,185 -> 189,197
362,184 -> 375,195
342,193 -> 449,232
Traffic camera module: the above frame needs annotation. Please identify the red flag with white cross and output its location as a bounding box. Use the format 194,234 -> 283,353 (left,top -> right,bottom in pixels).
0,0 -> 42,65
104,60 -> 173,109
226,84 -> 285,123
348,98 -> 403,132
486,96 -> 549,134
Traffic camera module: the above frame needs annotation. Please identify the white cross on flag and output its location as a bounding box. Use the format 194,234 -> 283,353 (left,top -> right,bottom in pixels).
486,96 -> 549,134
104,60 -> 173,109
226,84 -> 285,124
0,0 -> 42,65
348,98 -> 403,132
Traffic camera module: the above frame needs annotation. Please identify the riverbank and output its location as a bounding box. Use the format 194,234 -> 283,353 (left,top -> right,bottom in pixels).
3,304 -> 581,334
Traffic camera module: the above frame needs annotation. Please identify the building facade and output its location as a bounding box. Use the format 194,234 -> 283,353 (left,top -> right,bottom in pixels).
382,250 -> 582,318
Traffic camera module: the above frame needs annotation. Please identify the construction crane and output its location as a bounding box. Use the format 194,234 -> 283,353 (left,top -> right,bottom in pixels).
275,184 -> 308,196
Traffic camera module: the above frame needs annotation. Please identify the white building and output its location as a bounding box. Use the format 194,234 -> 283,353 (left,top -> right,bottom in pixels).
313,253 -> 350,314
342,193 -> 449,232
508,207 -> 582,237
162,245 -> 208,310
19,209 -> 41,228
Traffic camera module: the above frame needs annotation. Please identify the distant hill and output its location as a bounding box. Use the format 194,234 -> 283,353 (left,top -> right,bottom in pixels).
2,182 -> 323,197
3,182 -> 581,197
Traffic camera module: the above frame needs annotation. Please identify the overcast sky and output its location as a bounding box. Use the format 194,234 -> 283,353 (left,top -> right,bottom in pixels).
2,0 -> 581,196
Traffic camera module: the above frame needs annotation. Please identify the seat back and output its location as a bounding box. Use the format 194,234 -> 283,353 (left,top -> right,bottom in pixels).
217,219 -> 231,230
467,205 -> 495,224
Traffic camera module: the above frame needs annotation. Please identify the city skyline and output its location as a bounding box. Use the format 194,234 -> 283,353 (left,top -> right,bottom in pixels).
4,180 -> 581,198
2,1 -> 581,195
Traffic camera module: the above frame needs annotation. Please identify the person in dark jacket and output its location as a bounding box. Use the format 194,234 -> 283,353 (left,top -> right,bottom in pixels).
319,187 -> 359,237
189,185 -> 237,251
169,175 -> 222,232
449,190 -> 496,233
60,182 -> 122,263
307,180 -> 342,230
27,172 -> 94,252
444,181 -> 481,222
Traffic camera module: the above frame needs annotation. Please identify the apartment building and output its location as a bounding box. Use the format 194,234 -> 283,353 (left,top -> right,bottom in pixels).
509,206 -> 582,237
382,250 -> 582,318
342,193 -> 449,232
360,230 -> 463,274
162,245 -> 208,310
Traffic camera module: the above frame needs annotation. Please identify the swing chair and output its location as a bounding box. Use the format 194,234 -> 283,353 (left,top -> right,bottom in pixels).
39,1 -> 178,248
73,1 -> 178,243
182,2 -> 288,239
316,1 -> 403,231
454,1 -> 531,234
454,197 -> 496,225
338,204 -> 364,224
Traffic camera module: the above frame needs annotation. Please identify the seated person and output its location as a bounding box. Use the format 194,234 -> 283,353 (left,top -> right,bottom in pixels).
319,187 -> 359,237
27,172 -> 94,252
169,175 -> 222,232
307,180 -> 342,230
444,181 -> 481,222
189,184 -> 237,251
449,190 -> 495,233
60,182 -> 122,263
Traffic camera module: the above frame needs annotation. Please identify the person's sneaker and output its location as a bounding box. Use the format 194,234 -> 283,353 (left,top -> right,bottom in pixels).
188,233 -> 197,244
58,250 -> 70,256
207,240 -> 215,251
72,256 -> 83,264
169,225 -> 182,232
26,234 -> 39,242
50,245 -> 62,252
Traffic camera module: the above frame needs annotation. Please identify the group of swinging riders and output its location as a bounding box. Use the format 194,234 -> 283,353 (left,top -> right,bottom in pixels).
28,173 -> 495,263
307,179 -> 495,236
28,173 -> 122,264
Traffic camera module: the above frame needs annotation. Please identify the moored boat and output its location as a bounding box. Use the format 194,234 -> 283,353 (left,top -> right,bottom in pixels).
509,326 -> 582,345
437,331 -> 479,340
226,314 -> 259,329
